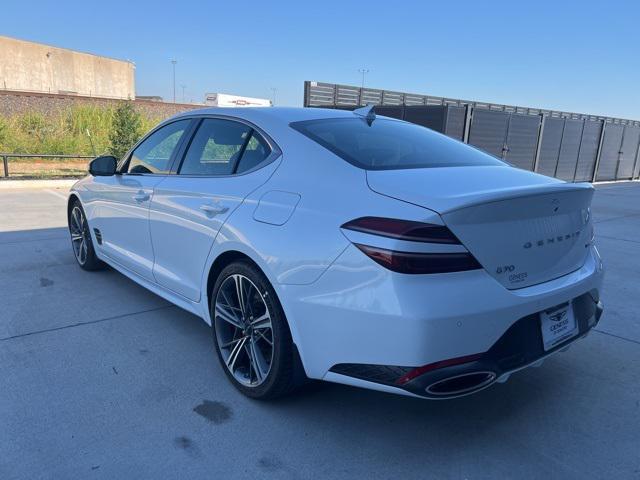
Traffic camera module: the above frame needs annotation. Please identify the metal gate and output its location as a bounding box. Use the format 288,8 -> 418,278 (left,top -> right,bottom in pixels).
468,110 -> 510,158
404,106 -> 443,129
504,114 -> 541,171
555,119 -> 584,181
617,125 -> 640,180
535,117 -> 564,177
468,110 -> 540,168
596,124 -> 625,181
444,106 -> 466,141
401,105 -> 466,140
574,120 -> 603,182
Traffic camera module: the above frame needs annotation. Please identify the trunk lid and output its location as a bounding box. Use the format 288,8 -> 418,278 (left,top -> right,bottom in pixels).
367,166 -> 594,289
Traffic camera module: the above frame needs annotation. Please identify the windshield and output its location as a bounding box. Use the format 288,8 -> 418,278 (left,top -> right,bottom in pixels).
290,117 -> 506,170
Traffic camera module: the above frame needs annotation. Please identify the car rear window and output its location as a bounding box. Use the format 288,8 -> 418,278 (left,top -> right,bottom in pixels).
290,117 -> 505,170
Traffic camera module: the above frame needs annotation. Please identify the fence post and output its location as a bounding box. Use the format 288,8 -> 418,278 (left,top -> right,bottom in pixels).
532,114 -> 546,173
462,105 -> 472,144
592,121 -> 607,183
2,155 -> 8,178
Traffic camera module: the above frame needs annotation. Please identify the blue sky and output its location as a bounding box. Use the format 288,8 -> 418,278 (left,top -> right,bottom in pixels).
3,0 -> 639,119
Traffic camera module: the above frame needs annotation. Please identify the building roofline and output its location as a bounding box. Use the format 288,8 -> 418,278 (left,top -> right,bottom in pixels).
0,34 -> 135,66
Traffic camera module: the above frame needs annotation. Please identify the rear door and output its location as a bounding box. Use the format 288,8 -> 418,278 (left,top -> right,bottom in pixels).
149,117 -> 281,301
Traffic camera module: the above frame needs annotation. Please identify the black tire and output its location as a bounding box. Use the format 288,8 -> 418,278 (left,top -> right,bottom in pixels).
68,199 -> 104,271
210,260 -> 298,399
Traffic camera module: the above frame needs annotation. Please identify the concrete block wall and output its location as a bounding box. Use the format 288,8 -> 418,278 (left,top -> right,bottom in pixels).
0,36 -> 135,99
0,90 -> 203,121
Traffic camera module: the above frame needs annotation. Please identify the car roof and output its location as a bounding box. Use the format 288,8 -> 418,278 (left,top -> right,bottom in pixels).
171,106 -> 357,125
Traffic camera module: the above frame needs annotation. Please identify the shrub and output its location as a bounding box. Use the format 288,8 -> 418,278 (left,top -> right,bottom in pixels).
0,117 -> 7,146
109,101 -> 143,159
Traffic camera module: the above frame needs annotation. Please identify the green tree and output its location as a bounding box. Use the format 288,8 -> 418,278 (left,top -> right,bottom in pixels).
109,102 -> 142,159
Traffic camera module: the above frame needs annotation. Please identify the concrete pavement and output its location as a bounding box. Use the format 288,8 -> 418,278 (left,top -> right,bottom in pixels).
1,182 -> 639,480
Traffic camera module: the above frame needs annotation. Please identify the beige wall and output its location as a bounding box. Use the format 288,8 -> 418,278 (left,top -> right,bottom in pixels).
0,36 -> 135,99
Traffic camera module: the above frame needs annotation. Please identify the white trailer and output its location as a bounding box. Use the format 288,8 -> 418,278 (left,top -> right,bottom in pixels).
204,93 -> 272,107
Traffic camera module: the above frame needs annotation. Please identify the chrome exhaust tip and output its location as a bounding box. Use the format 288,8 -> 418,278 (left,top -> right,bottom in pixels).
425,371 -> 496,397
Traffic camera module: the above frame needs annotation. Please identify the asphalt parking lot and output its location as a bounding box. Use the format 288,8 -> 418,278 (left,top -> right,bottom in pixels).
1,182 -> 639,480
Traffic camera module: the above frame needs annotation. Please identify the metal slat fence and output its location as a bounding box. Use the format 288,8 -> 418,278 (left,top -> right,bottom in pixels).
304,81 -> 640,183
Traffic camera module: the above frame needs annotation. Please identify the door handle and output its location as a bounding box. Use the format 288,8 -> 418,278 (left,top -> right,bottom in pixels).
200,203 -> 229,216
133,190 -> 150,203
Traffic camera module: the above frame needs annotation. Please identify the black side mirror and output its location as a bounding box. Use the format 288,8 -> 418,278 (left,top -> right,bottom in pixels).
89,155 -> 118,177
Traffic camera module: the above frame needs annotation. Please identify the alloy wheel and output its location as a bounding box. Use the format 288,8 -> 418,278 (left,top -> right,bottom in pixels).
69,205 -> 90,265
214,274 -> 274,387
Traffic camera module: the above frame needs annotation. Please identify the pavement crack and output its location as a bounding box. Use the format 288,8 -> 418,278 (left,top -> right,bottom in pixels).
0,235 -> 68,245
592,328 -> 640,346
594,212 -> 640,224
596,234 -> 640,245
0,305 -> 174,342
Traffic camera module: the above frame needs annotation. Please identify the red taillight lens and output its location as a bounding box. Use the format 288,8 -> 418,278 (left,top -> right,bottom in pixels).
396,353 -> 484,385
341,217 -> 461,244
342,217 -> 482,274
354,244 -> 482,274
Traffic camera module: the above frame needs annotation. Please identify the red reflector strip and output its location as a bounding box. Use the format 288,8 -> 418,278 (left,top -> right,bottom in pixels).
354,244 -> 482,274
396,353 -> 484,385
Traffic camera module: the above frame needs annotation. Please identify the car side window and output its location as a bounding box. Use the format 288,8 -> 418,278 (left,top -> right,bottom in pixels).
179,119 -> 252,176
127,120 -> 191,174
235,131 -> 272,174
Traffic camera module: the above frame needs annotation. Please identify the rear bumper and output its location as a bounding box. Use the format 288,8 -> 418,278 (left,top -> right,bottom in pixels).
388,293 -> 603,398
279,244 -> 604,389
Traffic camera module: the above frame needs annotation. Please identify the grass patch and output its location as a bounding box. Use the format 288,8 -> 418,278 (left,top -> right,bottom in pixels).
2,158 -> 90,179
0,103 -> 163,178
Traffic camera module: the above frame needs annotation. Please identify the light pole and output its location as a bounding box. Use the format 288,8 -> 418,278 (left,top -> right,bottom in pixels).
180,84 -> 186,103
270,87 -> 277,106
358,68 -> 370,89
171,59 -> 177,103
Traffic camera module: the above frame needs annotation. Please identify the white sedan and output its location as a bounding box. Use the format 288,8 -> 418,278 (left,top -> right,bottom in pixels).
68,106 -> 604,399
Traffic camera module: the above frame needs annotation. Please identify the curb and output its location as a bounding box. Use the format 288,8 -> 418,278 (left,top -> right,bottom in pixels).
0,179 -> 79,189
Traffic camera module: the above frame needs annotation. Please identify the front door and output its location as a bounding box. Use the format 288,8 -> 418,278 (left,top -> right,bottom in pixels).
90,119 -> 193,280
149,117 -> 279,301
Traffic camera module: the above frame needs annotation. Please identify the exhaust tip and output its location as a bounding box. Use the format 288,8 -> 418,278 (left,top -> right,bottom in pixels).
426,371 -> 496,397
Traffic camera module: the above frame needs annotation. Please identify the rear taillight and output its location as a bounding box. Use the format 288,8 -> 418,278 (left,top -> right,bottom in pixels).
354,244 -> 481,274
341,217 -> 461,244
342,217 -> 482,275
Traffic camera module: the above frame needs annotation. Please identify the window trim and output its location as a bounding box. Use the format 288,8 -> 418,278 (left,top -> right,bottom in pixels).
171,114 -> 281,178
116,118 -> 198,176
232,128 -> 255,173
